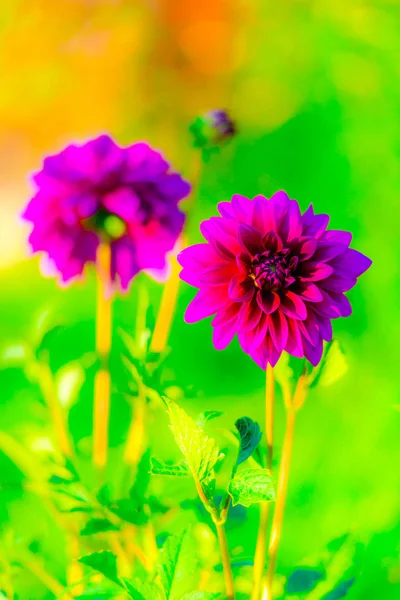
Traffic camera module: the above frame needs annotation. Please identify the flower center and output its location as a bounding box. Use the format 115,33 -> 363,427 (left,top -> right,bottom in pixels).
83,208 -> 127,241
251,249 -> 298,292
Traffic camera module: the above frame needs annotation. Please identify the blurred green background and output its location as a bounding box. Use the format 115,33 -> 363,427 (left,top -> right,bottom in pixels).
0,0 -> 399,598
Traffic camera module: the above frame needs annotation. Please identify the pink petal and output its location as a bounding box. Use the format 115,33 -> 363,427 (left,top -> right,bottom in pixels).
185,288 -> 227,323
237,224 -> 263,255
280,291 -> 307,320
267,311 -> 288,351
228,274 -> 255,302
256,290 -> 280,314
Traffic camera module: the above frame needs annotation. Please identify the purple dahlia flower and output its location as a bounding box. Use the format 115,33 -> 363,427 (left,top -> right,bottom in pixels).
22,135 -> 191,290
178,192 -> 371,368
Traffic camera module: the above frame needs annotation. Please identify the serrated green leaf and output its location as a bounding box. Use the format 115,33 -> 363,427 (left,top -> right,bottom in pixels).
79,551 -> 121,586
108,499 -> 148,526
55,362 -> 85,407
80,518 -> 119,536
122,578 -> 160,600
228,468 -> 275,507
158,531 -> 197,600
235,417 -> 262,467
151,457 -> 190,477
312,341 -> 348,388
164,398 -> 221,497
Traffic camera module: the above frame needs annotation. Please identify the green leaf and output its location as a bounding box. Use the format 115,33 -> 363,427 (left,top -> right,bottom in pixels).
79,551 -> 121,586
164,398 -> 222,498
235,417 -> 262,467
228,468 -> 275,507
151,457 -> 190,477
197,410 -> 224,427
158,531 -> 197,600
122,578 -> 160,600
80,518 -> 119,536
108,499 -> 148,526
129,448 -> 151,504
0,342 -> 32,366
323,578 -> 355,599
311,341 -> 348,388
55,362 -> 85,407
181,593 -> 220,600
286,568 -> 324,594
274,352 -> 294,388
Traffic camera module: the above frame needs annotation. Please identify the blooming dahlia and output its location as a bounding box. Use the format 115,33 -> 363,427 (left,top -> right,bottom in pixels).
23,135 -> 191,290
178,192 -> 371,368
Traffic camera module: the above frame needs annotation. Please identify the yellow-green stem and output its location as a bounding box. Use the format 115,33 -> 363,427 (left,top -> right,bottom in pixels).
93,243 -> 113,469
263,406 -> 296,599
124,379 -> 147,466
251,364 -> 275,600
39,362 -> 73,458
215,521 -> 236,600
150,152 -> 202,355
149,247 -> 182,354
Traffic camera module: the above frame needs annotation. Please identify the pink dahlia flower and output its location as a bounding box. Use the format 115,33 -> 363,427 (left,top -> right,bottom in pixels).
22,135 -> 191,290
178,192 -> 372,368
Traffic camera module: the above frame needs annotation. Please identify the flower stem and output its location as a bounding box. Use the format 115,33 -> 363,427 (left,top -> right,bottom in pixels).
124,378 -> 147,466
214,520 -> 236,600
262,374 -> 308,600
251,364 -> 275,600
38,362 -> 73,458
149,247 -> 182,354
150,152 -> 202,355
93,243 -> 113,470
194,479 -> 235,600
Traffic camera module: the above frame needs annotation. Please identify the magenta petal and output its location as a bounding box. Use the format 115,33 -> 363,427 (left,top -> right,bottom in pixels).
237,224 -> 263,255
236,252 -> 252,274
237,298 -> 263,332
297,283 -> 323,303
178,243 -> 221,270
280,291 -> 307,320
262,231 -> 283,252
228,274 -> 255,302
268,311 -> 288,351
320,276 -> 357,293
333,248 -> 372,277
185,288 -> 226,323
303,336 -> 323,366
300,261 -> 334,282
297,237 -> 318,261
280,201 -> 303,242
103,187 -> 140,222
321,229 -> 352,246
212,318 -> 239,350
256,290 -> 280,314
231,194 -> 252,222
312,242 -> 347,263
111,237 -> 139,290
302,205 -> 330,238
285,319 -> 304,357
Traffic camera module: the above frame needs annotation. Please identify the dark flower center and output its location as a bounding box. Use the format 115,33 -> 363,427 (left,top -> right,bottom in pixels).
251,249 -> 298,292
83,207 -> 127,241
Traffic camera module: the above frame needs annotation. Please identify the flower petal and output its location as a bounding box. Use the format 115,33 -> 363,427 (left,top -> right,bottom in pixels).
238,224 -> 263,255
256,290 -> 280,314
185,288 -> 226,323
280,291 -> 307,320
228,274 -> 255,302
